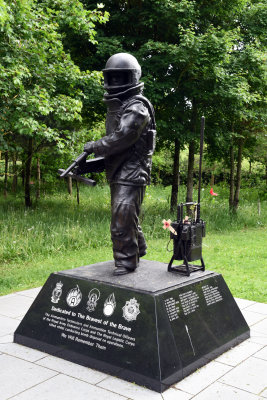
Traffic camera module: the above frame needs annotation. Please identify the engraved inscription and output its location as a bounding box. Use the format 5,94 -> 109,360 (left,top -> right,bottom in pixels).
42,306 -> 136,351
179,290 -> 199,315
164,297 -> 180,321
202,285 -> 223,306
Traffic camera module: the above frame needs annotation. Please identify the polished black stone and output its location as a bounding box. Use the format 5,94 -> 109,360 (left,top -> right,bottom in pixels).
60,259 -> 214,292
14,260 -> 249,392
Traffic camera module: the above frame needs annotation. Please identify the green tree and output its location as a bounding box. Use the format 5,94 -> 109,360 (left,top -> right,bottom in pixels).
0,0 -> 108,205
204,1 -> 267,211
81,0 -> 254,210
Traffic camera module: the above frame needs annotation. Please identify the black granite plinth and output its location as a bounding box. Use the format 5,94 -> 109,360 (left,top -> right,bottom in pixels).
14,260 -> 249,392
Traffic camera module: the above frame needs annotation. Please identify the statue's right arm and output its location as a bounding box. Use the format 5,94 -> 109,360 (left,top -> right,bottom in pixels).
91,101 -> 150,157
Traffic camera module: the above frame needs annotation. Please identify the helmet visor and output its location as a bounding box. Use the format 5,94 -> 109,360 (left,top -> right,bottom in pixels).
103,69 -> 137,90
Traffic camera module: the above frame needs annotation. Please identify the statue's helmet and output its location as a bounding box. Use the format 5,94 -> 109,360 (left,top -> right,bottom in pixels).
103,53 -> 142,92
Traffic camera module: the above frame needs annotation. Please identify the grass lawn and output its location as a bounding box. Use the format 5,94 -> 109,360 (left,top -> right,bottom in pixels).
0,184 -> 266,302
147,229 -> 267,303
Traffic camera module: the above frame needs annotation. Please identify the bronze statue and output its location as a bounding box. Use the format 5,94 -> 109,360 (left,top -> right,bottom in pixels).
62,53 -> 156,275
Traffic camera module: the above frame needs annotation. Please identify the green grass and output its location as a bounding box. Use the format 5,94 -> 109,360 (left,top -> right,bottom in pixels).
0,183 -> 266,302
149,230 -> 266,303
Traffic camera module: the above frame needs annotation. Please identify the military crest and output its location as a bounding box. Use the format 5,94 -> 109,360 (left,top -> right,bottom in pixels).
51,281 -> 63,304
66,285 -> 82,308
103,293 -> 116,317
122,298 -> 140,322
86,288 -> 100,312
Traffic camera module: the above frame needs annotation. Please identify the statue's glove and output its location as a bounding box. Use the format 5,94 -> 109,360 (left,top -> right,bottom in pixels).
84,141 -> 94,155
72,165 -> 82,175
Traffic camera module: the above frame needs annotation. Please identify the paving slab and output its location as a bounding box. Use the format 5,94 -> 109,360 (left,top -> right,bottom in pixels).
253,346 -> 267,361
0,334 -> 13,344
249,327 -> 267,346
11,374 -> 126,400
219,356 -> 267,395
0,293 -> 17,300
16,287 -> 41,298
0,353 -> 57,400
0,290 -> 266,400
0,315 -> 20,336
253,318 -> 267,335
36,354 -> 108,385
0,342 -> 46,362
242,310 -> 266,326
174,360 -> 232,395
252,318 -> 267,335
0,294 -> 34,319
245,303 -> 267,315
98,376 -> 163,400
235,298 -> 256,310
192,381 -> 264,400
162,388 -> 193,400
215,341 -> 264,366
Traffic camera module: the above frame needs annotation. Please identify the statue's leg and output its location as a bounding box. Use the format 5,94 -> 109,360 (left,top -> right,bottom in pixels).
138,226 -> 147,257
110,184 -> 144,272
137,187 -> 147,257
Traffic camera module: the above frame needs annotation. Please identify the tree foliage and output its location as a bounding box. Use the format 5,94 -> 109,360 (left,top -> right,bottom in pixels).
80,0 -> 266,209
0,0 -> 266,211
0,0 -> 108,205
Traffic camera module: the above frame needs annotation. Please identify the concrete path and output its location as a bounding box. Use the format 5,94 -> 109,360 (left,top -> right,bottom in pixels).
0,288 -> 266,400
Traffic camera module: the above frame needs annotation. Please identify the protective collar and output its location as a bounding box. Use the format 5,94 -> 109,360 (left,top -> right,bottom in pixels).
103,82 -> 144,102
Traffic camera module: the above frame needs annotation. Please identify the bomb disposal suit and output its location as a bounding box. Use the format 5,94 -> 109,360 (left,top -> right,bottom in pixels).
84,53 -> 156,275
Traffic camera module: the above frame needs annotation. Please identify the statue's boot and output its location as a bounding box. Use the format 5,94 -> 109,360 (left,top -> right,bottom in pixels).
113,266 -> 136,276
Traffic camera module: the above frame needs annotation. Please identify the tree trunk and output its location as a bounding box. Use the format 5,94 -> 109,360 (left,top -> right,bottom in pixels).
170,139 -> 180,212
21,166 -> 25,186
249,159 -> 252,175
4,151 -> 8,197
25,137 -> 33,207
258,199 -> 261,216
12,153 -> 17,193
210,166 -> 215,186
233,138 -> 244,212
229,144 -> 235,210
186,141 -> 195,215
36,157 -> 41,199
67,176 -> 72,195
157,167 -> 160,183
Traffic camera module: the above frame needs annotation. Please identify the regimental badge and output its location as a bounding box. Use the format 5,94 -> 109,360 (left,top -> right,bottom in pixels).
51,281 -> 63,304
86,288 -> 100,312
66,285 -> 82,308
122,298 -> 140,322
103,293 -> 116,317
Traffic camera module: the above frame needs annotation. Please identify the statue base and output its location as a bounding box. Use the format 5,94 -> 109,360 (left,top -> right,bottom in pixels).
14,260 -> 249,392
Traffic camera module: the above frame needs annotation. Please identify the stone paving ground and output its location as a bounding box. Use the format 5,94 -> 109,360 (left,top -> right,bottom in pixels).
0,287 -> 266,400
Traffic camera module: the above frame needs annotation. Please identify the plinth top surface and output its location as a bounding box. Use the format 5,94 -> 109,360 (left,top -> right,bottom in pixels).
58,260 -> 216,294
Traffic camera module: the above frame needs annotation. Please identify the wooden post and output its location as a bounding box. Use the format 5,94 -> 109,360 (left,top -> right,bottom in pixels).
67,176 -> 72,195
